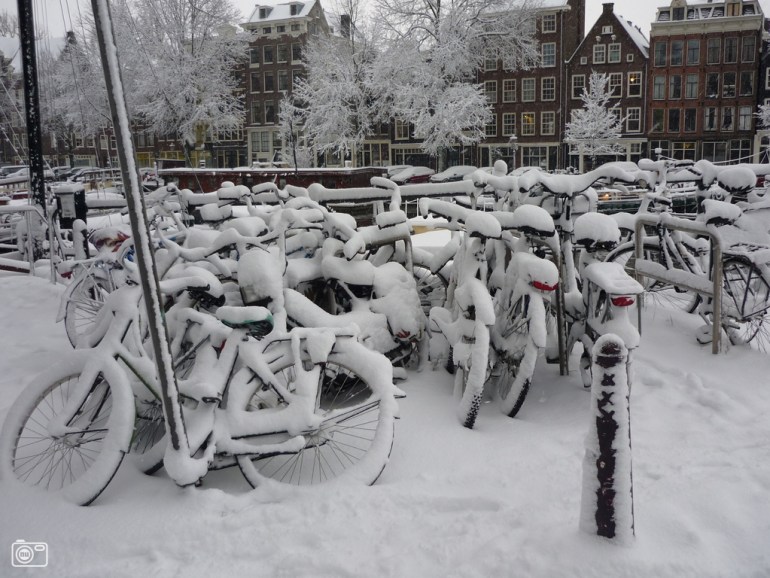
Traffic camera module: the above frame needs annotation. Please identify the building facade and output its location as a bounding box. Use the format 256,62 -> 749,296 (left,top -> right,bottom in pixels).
478,0 -> 585,171
648,0 -> 765,162
565,2 -> 649,170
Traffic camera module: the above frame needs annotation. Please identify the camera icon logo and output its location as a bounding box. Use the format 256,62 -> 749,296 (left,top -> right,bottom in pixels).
11,540 -> 48,567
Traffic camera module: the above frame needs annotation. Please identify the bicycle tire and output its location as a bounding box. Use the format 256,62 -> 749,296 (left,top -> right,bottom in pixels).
64,271 -> 112,348
237,339 -> 397,487
719,258 -> 770,350
606,242 -> 701,314
0,355 -> 133,505
491,296 -> 538,418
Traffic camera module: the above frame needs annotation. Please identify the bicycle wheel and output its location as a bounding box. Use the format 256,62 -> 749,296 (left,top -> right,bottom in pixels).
0,356 -> 133,505
607,243 -> 701,314
719,258 -> 770,350
65,271 -> 112,348
491,297 -> 537,418
237,339 -> 397,487
413,264 -> 448,317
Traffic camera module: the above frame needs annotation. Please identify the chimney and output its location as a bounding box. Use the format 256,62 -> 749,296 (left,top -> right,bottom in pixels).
603,2 -> 614,14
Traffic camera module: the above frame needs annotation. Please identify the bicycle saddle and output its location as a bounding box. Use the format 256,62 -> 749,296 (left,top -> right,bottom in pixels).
216,306 -> 274,338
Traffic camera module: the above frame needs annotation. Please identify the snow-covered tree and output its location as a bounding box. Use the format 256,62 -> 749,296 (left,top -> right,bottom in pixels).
565,71 -> 625,171
277,94 -> 313,169
0,12 -> 18,38
292,0 -> 379,166
371,0 -> 540,167
756,103 -> 770,129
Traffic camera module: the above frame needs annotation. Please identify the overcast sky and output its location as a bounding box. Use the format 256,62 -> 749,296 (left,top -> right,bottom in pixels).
1,0 -> 770,43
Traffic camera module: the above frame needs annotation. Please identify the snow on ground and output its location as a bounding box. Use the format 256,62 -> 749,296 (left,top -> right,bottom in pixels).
0,271 -> 769,577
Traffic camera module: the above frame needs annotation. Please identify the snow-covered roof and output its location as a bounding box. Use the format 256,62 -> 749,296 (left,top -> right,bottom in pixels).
538,0 -> 570,9
655,0 -> 763,22
617,15 -> 649,58
246,0 -> 317,24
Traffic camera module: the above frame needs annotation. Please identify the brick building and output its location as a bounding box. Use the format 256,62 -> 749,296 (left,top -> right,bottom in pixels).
478,0 -> 585,171
648,0 -> 765,163
565,3 -> 649,170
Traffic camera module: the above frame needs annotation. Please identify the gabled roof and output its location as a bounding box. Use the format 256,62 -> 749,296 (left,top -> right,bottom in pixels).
246,0 -> 317,25
566,8 -> 649,63
617,15 -> 649,58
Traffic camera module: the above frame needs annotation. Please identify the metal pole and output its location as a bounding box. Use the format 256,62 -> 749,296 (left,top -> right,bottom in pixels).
90,0 -> 189,459
16,0 -> 47,212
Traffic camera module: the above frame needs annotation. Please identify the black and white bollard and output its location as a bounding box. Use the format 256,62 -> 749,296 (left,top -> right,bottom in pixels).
579,334 -> 634,544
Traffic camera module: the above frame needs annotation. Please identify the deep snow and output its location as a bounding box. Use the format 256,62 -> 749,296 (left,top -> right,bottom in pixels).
1,267 -> 769,576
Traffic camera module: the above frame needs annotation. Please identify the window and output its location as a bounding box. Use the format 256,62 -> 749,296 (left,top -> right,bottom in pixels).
503,79 -> 517,103
685,74 -> 698,99
602,25 -> 613,34
703,142 -> 728,163
686,39 -> 700,65
608,73 -> 622,97
502,113 -> 516,136
673,142 -> 697,161
262,26 -> 272,34
484,51 -> 497,71
542,43 -> 556,67
292,44 -> 302,62
252,130 -> 271,155
541,111 -> 555,136
653,76 -> 666,100
626,54 -> 634,63
485,115 -> 497,137
541,77 -> 555,101
264,72 -> 274,92
626,108 -> 641,133
485,81 -> 497,103
739,106 -> 752,131
742,36 -> 756,63
542,14 -> 556,33
251,100 -> 262,124
670,41 -> 683,66
740,72 -> 754,96
593,44 -> 606,64
263,45 -> 274,64
580,57 -> 588,65
522,78 -> 535,102
571,75 -> 585,99
100,135 -> 108,150
250,48 -> 260,65
276,25 -> 286,33
250,72 -> 261,92
730,139 -> 751,162
627,72 -> 642,97
289,3 -> 302,16
278,70 -> 289,91
277,45 -> 289,63
684,108 -> 697,132
395,120 -> 409,140
707,38 -> 720,64
608,43 -> 621,63
724,37 -> 738,64
265,101 -> 276,124
668,109 -> 681,133
704,107 -> 718,131
722,107 -> 734,131
521,112 -> 536,136
723,73 -> 736,98
259,7 -> 270,19
291,23 -> 301,32
292,70 -> 303,87
706,73 -> 719,98
669,75 -> 682,99
766,69 -> 770,90
651,109 -> 664,132
654,42 -> 667,66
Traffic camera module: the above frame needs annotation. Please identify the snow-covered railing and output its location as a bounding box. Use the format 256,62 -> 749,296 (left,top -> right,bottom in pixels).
308,179 -> 478,206
634,213 -> 723,353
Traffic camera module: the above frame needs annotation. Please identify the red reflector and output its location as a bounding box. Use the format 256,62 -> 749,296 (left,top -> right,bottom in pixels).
611,296 -> 635,307
531,280 -> 557,292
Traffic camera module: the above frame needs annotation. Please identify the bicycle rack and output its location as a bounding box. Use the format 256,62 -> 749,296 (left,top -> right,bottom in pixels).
633,213 -> 723,354
0,204 -> 57,281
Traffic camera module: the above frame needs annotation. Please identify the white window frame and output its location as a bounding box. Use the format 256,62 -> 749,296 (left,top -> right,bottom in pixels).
395,120 -> 409,140
571,75 -> 585,100
502,112 -> 516,136
485,80 -> 497,103
522,78 -> 536,102
626,107 -> 641,133
608,43 -> 621,63
593,44 -> 606,64
502,79 -> 517,103
521,112 -> 536,136
541,77 -> 555,101
541,111 -> 555,136
608,73 -> 622,97
484,51 -> 497,71
542,43 -> 556,67
485,114 -> 497,137
541,14 -> 556,33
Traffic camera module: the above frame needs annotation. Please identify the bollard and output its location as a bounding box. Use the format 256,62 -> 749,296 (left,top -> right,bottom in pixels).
579,334 -> 634,544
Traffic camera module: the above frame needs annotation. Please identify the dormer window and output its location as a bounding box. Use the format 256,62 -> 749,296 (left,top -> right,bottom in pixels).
258,6 -> 272,19
289,2 -> 304,16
